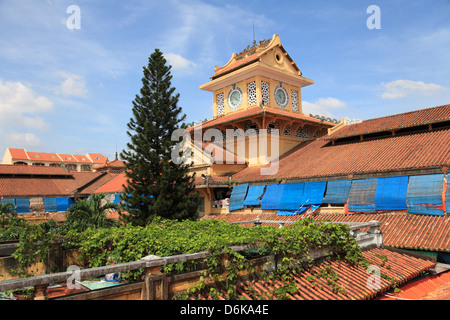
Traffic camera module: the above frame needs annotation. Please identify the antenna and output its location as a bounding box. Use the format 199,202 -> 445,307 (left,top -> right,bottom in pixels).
252,21 -> 255,44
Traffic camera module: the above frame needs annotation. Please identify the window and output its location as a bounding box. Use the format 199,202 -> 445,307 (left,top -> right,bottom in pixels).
81,165 -> 91,171
198,197 -> 205,213
33,163 -> 45,166
65,164 -> 77,171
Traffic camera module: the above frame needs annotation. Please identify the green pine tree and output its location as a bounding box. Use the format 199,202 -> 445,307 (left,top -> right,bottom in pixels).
120,49 -> 198,226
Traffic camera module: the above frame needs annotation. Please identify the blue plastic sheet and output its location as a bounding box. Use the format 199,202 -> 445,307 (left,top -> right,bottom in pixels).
15,198 -> 30,214
56,198 -> 74,212
446,174 -> 449,214
348,178 -> 377,213
323,180 -> 352,205
43,198 -> 58,212
278,182 -> 304,211
276,181 -> 325,215
0,199 -> 15,207
113,194 -> 121,205
229,184 -> 248,211
261,184 -> 285,210
243,185 -> 266,206
375,176 -> 408,211
302,181 -> 327,205
407,174 -> 444,216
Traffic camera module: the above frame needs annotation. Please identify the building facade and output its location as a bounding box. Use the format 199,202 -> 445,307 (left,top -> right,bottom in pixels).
1,148 -> 108,172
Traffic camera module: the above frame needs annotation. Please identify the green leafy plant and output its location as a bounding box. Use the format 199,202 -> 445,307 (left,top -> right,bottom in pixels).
63,193 -> 121,232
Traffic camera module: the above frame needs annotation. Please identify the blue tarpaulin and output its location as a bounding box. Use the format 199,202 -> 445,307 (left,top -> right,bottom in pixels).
113,194 -> 121,205
323,180 -> 352,205
348,178 -> 378,213
446,174 -> 449,214
229,184 -> 248,211
0,199 -> 15,207
375,176 -> 408,211
243,185 -> 266,206
407,174 -> 444,216
277,181 -> 326,215
56,198 -> 74,212
261,184 -> 285,210
301,181 -> 327,205
15,198 -> 30,214
278,182 -> 304,211
43,198 -> 58,212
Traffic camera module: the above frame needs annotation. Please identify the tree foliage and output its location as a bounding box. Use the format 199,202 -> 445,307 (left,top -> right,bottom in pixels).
120,48 -> 198,226
64,193 -> 120,232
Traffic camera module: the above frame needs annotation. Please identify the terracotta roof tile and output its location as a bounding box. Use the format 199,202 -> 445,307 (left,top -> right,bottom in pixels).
0,166 -> 110,197
325,104 -> 450,140
232,128 -> 450,182
26,152 -> 61,162
203,212 -> 450,252
0,164 -> 70,176
194,248 -> 435,300
188,106 -> 333,133
380,269 -> 450,300
93,172 -> 128,194
8,148 -> 29,160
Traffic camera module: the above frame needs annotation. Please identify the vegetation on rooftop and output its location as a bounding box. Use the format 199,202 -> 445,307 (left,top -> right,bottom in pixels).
6,205 -> 369,299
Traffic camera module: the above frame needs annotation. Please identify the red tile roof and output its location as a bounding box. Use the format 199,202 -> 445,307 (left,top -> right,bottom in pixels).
379,270 -> 450,300
26,152 -> 61,162
232,128 -> 450,182
6,149 -> 108,164
192,248 -> 435,300
324,104 -> 450,141
88,153 -> 108,164
8,148 -> 29,160
93,172 -> 128,194
212,54 -> 259,79
0,164 -> 70,176
0,166 -> 119,197
188,106 -> 333,133
203,212 -> 450,252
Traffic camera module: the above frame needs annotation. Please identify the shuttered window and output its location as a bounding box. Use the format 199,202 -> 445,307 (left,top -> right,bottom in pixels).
407,174 -> 444,216
15,198 -> 30,214
348,178 -> 377,213
43,198 -> 58,212
323,180 -> 352,205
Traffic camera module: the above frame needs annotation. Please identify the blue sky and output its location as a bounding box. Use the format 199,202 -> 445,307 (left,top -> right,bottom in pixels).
1,0 -> 449,160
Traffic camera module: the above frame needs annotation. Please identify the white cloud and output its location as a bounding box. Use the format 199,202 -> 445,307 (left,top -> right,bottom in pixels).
56,71 -> 88,98
164,53 -> 196,71
302,97 -> 347,119
6,133 -> 42,148
0,79 -> 53,130
380,80 -> 446,99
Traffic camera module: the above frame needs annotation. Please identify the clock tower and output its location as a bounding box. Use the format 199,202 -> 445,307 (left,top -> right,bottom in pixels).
200,34 -> 314,118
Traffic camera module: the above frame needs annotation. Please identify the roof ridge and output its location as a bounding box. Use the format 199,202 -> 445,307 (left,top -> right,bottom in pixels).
358,104 -> 450,123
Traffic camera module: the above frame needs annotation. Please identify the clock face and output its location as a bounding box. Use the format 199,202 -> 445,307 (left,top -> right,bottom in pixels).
274,85 -> 288,109
227,86 -> 243,111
